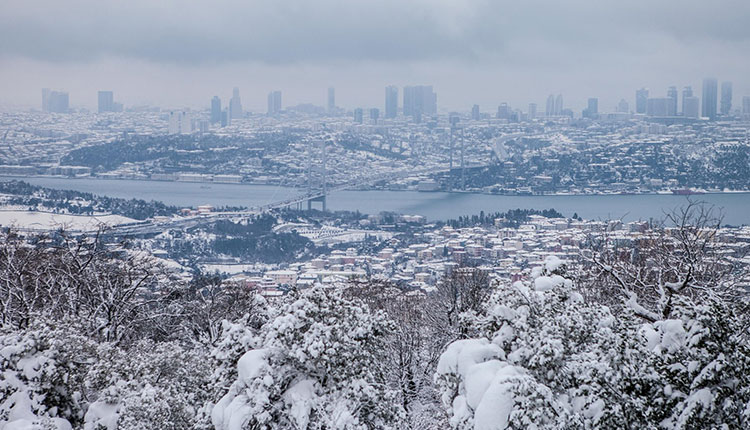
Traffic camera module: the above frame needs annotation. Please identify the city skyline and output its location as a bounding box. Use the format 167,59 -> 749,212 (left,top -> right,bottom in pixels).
1,1 -> 749,111
25,77 -> 745,118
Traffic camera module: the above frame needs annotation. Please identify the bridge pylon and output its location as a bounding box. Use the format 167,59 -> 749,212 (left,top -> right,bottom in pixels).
306,139 -> 328,211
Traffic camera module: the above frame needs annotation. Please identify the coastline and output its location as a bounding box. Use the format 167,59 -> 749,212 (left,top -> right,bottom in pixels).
2,174 -> 749,197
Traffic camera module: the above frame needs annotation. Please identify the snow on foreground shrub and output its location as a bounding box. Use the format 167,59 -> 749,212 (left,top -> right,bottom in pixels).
83,340 -> 212,430
0,322 -> 212,430
435,256 -> 750,430
0,322 -> 96,430
211,286 -> 405,430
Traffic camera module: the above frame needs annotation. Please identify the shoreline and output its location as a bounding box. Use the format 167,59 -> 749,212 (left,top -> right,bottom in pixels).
2,174 -> 749,198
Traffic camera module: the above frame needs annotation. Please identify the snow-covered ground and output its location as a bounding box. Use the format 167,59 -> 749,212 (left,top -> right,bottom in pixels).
0,210 -> 136,232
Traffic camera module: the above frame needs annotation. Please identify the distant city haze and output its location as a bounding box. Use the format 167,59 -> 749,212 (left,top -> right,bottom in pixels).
1,0 -> 749,111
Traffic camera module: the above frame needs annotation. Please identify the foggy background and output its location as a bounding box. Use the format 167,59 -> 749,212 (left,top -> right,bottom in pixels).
1,0 -> 748,112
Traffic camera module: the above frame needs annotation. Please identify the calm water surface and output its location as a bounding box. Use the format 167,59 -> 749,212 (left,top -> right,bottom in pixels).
7,177 -> 750,225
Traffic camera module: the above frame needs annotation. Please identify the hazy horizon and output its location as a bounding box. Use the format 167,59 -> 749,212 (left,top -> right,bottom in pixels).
2,0 -> 749,112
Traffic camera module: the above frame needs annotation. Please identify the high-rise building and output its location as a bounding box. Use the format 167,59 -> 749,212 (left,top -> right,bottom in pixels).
528,103 -> 537,120
743,96 -> 750,118
403,85 -> 436,119
403,87 -> 415,117
369,108 -> 379,124
471,104 -> 480,120
353,108 -> 363,124
702,78 -> 718,120
681,86 -> 693,115
385,85 -> 398,119
636,88 -> 649,114
583,98 -> 598,118
646,98 -> 669,117
683,96 -> 700,118
720,81 -> 732,115
449,113 -> 460,128
211,96 -> 222,124
168,111 -> 192,134
267,90 -> 282,115
42,88 -> 50,112
554,94 -> 563,116
230,87 -> 243,119
496,103 -> 510,120
545,94 -> 555,116
617,99 -> 629,113
327,87 -> 335,114
47,91 -> 69,113
667,86 -> 678,116
98,91 -> 114,113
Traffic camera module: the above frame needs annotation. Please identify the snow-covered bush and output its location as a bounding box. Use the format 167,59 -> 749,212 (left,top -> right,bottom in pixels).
0,321 -> 97,430
195,314 -> 267,430
83,340 -> 212,430
211,286 -> 405,430
435,256 -> 750,430
642,297 -> 750,429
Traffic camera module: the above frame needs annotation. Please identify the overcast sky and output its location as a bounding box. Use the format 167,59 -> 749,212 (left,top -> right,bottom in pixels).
1,0 -> 748,112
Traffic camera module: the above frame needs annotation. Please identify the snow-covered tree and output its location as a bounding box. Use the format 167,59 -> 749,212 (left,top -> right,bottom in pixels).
344,280 -> 451,429
211,286 -> 405,430
642,297 -> 750,429
83,339 -> 212,430
0,320 -> 98,430
435,256 -> 750,429
579,202 -> 746,322
0,229 -> 180,345
195,311 -> 269,430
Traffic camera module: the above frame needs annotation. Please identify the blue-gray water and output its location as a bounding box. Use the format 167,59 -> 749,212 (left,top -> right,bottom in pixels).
7,177 -> 750,225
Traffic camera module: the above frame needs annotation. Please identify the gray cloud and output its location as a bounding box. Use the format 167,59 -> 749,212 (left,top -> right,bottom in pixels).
1,0 -> 749,111
1,0 -> 748,65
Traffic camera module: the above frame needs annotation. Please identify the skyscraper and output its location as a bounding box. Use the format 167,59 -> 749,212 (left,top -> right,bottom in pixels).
267,90 -> 282,115
666,86 -> 678,116
496,103 -> 510,120
385,85 -> 398,119
702,78 -> 718,120
42,88 -> 69,113
98,91 -> 114,113
554,94 -> 563,116
42,88 -> 50,112
636,88 -> 649,114
327,87 -> 335,114
583,98 -> 598,118
403,85 -> 436,119
47,91 -> 69,113
646,98 -> 669,117
353,108 -> 363,124
471,104 -> 480,120
230,87 -> 243,119
545,94 -> 555,116
211,96 -> 221,124
369,108 -> 379,124
617,99 -> 629,113
720,81 -> 732,115
743,96 -> 750,118
683,96 -> 700,119
528,103 -> 537,119
681,86 -> 693,115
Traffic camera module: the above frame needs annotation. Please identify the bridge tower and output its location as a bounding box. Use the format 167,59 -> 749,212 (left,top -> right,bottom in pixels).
306,139 -> 327,211
449,114 -> 465,190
